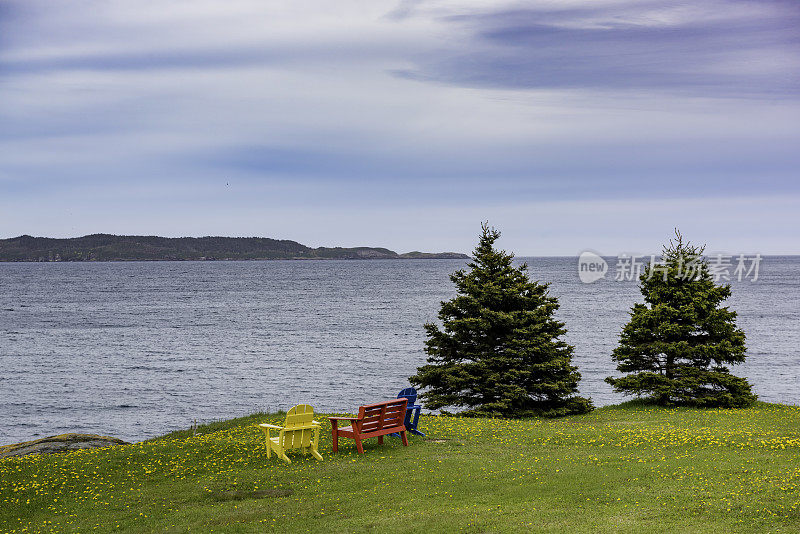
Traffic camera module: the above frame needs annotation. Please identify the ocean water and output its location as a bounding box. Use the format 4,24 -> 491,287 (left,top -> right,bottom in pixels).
1,257 -> 798,444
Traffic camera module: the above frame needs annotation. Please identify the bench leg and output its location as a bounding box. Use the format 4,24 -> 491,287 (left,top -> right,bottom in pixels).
400,430 -> 409,447
354,435 -> 364,454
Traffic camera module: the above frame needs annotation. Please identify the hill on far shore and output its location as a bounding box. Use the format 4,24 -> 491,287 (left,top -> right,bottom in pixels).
0,234 -> 469,262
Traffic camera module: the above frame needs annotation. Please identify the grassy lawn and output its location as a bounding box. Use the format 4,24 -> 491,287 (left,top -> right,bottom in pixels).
2,401 -> 800,533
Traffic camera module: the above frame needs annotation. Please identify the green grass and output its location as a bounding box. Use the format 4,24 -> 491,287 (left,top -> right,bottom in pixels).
2,402 -> 800,533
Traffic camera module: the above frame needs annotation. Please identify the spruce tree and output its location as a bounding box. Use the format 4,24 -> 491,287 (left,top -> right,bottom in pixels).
606,231 -> 756,408
410,223 -> 592,417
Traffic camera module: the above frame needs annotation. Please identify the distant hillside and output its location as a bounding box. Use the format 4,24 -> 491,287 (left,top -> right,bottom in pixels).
0,234 -> 469,262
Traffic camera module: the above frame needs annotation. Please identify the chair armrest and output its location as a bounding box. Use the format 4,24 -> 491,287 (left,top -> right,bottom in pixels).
311,420 -> 322,425
328,416 -> 359,421
258,424 -> 284,430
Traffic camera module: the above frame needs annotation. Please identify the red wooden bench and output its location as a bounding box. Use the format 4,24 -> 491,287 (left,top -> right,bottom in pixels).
329,399 -> 409,454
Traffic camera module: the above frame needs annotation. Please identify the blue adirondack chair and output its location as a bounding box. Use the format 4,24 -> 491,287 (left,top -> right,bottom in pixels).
394,387 -> 425,437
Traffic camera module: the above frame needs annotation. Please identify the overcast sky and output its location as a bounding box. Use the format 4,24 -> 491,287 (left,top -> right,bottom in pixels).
1,0 -> 799,255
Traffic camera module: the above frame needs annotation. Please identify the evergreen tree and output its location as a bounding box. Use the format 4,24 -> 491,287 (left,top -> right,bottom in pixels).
411,223 -> 592,417
606,231 -> 755,408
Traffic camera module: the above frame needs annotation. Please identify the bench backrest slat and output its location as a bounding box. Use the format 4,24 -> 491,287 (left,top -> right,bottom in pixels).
357,399 -> 408,431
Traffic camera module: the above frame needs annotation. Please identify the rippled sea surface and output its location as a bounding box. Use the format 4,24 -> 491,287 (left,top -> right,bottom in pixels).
1,257 -> 798,443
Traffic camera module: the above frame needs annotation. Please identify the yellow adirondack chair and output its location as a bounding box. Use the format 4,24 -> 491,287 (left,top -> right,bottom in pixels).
257,404 -> 323,464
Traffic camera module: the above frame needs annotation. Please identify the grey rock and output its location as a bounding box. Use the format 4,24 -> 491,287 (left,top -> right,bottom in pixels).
0,433 -> 129,459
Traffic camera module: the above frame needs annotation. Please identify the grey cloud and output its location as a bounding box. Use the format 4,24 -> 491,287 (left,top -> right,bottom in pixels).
188,138 -> 800,200
398,0 -> 800,97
